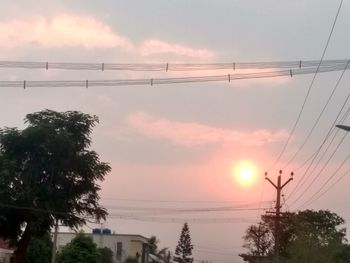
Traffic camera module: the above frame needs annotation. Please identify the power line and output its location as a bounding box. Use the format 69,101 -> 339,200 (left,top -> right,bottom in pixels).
288,131 -> 348,207
108,214 -> 256,224
285,96 -> 350,200
287,108 -> 349,200
296,152 -> 350,210
194,249 -> 238,257
104,204 -> 267,213
102,197 -> 272,204
297,165 -> 350,209
0,202 -> 257,224
0,59 -> 348,71
0,65 -> 349,88
267,0 -> 344,171
283,60 -> 350,169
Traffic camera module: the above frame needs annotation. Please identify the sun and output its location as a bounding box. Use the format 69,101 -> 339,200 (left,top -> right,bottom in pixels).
233,160 -> 257,187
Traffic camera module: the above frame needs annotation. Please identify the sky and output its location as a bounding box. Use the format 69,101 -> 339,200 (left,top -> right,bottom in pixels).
1,0 -> 350,262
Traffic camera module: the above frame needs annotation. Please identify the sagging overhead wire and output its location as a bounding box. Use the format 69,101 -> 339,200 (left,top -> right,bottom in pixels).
298,164 -> 350,209
0,202 -> 260,224
267,0 -> 344,172
294,97 -> 350,173
296,151 -> 350,210
108,214 -> 256,224
0,59 -> 348,72
288,130 -> 348,208
1,64 -> 349,89
283,60 -> 350,169
286,105 -> 350,201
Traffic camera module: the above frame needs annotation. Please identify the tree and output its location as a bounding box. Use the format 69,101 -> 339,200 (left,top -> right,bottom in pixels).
173,223 -> 193,263
98,247 -> 114,263
284,210 -> 347,263
241,223 -> 273,262
148,236 -> 160,255
124,256 -> 139,263
148,235 -> 172,262
27,232 -> 53,263
242,210 -> 348,263
57,233 -> 100,263
0,110 -> 111,263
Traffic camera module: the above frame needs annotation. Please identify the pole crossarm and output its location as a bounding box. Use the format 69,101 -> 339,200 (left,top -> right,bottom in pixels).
263,170 -> 293,263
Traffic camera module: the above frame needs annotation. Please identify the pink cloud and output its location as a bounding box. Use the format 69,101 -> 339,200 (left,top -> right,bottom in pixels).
0,15 -> 133,49
139,40 -> 215,59
0,15 -> 215,59
128,112 -> 289,147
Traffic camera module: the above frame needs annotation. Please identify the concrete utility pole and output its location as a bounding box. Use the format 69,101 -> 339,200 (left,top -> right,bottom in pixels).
51,219 -> 59,263
264,170 -> 293,263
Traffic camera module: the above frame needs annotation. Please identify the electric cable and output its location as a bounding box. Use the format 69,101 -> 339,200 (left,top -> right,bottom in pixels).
285,97 -> 350,200
283,60 -> 350,169
267,0 -> 344,172
0,65 -> 348,88
296,152 -> 350,210
288,131 -> 348,207
0,59 -> 348,72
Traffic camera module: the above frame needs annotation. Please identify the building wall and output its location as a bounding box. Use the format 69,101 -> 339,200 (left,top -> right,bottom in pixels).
0,248 -> 13,263
56,233 -> 148,263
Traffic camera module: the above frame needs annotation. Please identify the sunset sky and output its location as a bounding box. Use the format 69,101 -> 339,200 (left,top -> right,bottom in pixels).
1,1 -> 350,262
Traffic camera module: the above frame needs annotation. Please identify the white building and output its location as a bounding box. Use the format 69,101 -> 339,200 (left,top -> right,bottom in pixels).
0,238 -> 14,263
56,230 -> 150,263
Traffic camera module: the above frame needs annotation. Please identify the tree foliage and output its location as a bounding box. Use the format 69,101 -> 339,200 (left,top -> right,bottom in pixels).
98,247 -> 114,263
174,223 -> 193,263
243,224 -> 273,257
57,233 -> 100,263
27,232 -> 53,263
124,256 -> 139,263
242,210 -> 349,263
148,235 -> 172,263
0,110 -> 111,263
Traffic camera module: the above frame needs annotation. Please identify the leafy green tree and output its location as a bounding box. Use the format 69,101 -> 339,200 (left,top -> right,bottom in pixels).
242,210 -> 348,263
27,232 -> 53,263
57,233 -> 100,263
98,247 -> 114,263
124,256 -> 139,263
0,110 -> 111,263
284,210 -> 346,263
173,223 -> 193,263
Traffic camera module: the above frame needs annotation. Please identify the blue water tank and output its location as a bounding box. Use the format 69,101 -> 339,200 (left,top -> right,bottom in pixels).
102,228 -> 112,235
92,228 -> 101,234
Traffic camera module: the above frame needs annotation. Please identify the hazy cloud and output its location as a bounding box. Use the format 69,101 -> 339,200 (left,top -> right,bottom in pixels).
139,40 -> 215,59
128,112 -> 289,147
0,15 -> 133,49
0,15 -> 215,59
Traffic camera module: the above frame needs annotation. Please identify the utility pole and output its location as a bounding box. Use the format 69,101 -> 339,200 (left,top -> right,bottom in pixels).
264,170 -> 293,263
51,219 -> 59,263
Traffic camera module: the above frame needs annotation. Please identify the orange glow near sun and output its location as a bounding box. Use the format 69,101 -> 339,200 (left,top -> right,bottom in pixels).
233,160 -> 257,187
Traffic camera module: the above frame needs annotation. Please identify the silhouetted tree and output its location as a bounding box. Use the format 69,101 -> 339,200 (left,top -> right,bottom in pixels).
27,232 -> 53,263
57,233 -> 100,263
242,210 -> 349,263
0,110 -> 111,263
148,235 -> 173,263
173,223 -> 193,263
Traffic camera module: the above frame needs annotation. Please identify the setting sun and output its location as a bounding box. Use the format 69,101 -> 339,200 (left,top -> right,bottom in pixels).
233,160 -> 257,187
